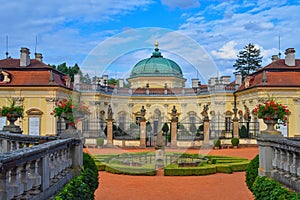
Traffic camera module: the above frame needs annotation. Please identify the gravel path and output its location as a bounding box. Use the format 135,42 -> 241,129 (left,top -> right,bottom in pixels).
85,147 -> 258,200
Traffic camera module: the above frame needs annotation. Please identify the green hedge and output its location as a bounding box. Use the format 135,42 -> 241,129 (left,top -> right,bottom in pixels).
54,153 -> 99,200
245,154 -> 259,191
216,165 -> 233,174
105,164 -> 156,176
252,176 -> 300,200
164,164 -> 216,176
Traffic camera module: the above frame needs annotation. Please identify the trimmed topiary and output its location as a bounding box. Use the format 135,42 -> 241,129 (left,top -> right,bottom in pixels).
213,139 -> 221,148
231,138 -> 239,147
245,154 -> 259,191
239,125 -> 248,138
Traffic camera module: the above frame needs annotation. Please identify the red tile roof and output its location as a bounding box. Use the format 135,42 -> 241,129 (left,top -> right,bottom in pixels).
236,59 -> 300,92
0,58 -> 71,89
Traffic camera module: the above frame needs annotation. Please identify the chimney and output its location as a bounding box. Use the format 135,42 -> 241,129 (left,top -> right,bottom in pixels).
235,73 -> 242,86
119,79 -> 124,88
285,48 -> 296,66
191,78 -> 199,88
20,47 -> 30,67
35,53 -> 43,62
271,55 -> 279,62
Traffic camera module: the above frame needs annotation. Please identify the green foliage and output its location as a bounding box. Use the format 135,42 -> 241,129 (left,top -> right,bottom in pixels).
216,165 -> 233,174
164,164 -> 216,176
55,153 -> 99,200
162,122 -> 169,133
231,138 -> 239,146
146,121 -> 152,132
0,99 -> 24,118
233,43 -> 263,81
245,154 -> 259,191
105,164 -> 156,176
252,176 -> 300,200
197,124 -> 204,136
50,62 -> 81,82
96,138 -> 104,147
213,139 -> 221,148
54,175 -> 93,200
166,133 -> 171,142
130,122 -> 138,129
252,96 -> 290,126
178,123 -> 185,130
239,125 -> 249,138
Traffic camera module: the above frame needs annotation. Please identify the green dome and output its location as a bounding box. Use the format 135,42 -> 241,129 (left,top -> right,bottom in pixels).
129,44 -> 183,78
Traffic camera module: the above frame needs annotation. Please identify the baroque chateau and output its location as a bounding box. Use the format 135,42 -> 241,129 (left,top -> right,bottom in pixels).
0,43 -> 300,143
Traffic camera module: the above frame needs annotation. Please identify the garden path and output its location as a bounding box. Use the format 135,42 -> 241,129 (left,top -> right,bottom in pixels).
85,147 -> 258,200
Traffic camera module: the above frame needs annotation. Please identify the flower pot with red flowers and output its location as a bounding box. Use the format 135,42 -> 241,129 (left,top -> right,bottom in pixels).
0,99 -> 24,133
253,96 -> 290,135
51,98 -> 90,135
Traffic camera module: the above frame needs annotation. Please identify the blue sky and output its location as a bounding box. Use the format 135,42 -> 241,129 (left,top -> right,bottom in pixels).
0,0 -> 300,84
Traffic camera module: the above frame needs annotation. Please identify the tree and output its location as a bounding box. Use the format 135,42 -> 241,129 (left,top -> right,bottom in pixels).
233,43 -> 263,81
162,122 -> 169,134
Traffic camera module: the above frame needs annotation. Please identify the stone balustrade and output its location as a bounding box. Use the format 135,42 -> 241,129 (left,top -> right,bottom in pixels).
0,131 -> 57,153
0,131 -> 82,200
257,136 -> 300,193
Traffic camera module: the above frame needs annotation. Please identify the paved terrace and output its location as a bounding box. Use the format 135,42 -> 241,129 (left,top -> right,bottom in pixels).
85,147 -> 258,200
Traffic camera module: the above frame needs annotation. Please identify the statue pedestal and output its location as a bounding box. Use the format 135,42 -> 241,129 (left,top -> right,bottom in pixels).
3,125 -> 22,134
155,149 -> 165,169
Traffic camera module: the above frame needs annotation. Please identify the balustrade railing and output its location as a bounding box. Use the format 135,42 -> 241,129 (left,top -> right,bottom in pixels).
0,131 -> 82,200
257,136 -> 300,193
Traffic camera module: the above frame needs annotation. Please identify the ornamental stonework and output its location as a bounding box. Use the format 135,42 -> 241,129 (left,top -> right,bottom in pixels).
293,98 -> 300,104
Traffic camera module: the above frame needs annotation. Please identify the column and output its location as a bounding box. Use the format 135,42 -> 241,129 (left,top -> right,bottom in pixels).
106,119 -> 114,147
232,118 -> 239,138
203,119 -> 210,147
171,121 -> 177,148
139,120 -> 146,148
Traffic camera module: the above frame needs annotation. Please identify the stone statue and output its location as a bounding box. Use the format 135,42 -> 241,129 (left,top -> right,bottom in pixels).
141,106 -> 146,120
141,106 -> 146,116
171,105 -> 177,122
201,104 -> 209,120
107,105 -> 113,119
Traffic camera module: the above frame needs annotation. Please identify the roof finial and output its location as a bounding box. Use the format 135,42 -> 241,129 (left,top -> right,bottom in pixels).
155,41 -> 159,48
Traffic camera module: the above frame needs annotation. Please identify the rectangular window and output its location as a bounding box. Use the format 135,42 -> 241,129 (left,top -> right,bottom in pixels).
29,117 -> 40,136
0,117 -> 6,130
225,117 -> 231,132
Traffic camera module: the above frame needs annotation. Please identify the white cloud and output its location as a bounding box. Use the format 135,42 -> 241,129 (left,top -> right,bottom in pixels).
211,41 -> 238,59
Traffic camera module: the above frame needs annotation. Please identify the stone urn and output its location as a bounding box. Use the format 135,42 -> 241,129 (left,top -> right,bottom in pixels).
262,118 -> 281,135
3,113 -> 22,133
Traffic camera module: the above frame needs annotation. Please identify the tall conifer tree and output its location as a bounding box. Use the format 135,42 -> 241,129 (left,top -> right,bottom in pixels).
233,43 -> 263,81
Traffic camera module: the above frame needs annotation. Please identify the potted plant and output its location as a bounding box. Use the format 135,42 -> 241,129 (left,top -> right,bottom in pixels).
0,99 -> 24,133
96,138 -> 104,148
231,137 -> 239,148
51,98 -> 90,133
213,139 -> 221,149
253,96 -> 290,134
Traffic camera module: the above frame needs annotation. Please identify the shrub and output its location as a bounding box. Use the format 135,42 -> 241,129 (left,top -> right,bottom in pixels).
231,138 -> 239,146
55,153 -> 99,200
239,125 -> 248,138
252,176 -> 300,200
166,133 -> 171,142
162,122 -> 169,133
213,139 -> 221,148
245,154 -> 259,191
96,138 -> 104,147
